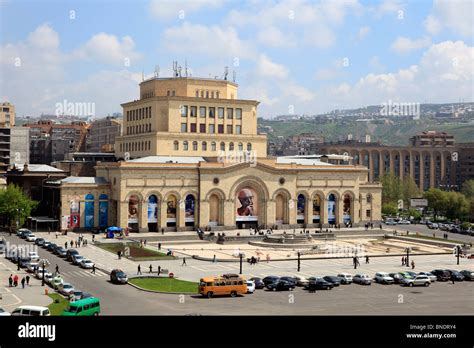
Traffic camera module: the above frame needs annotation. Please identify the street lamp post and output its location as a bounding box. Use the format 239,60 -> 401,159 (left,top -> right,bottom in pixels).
406,248 -> 410,268
239,253 -> 243,275
38,259 -> 50,287
456,246 -> 461,265
297,252 -> 301,272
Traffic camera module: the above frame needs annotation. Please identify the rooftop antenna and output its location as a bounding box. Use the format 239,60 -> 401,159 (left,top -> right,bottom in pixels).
178,65 -> 182,77
223,66 -> 229,80
154,65 -> 160,78
184,59 -> 188,77
173,61 -> 178,77
232,70 -> 236,82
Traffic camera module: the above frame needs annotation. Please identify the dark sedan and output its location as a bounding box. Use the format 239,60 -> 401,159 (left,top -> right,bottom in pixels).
19,257 -> 32,268
266,280 -> 295,291
34,238 -> 45,246
56,247 -> 67,258
460,270 -> 474,281
47,243 -> 57,252
431,269 -> 450,281
446,270 -> 464,281
323,276 -> 342,286
249,277 -> 265,289
262,276 -> 280,286
305,279 -> 334,292
279,276 -> 297,286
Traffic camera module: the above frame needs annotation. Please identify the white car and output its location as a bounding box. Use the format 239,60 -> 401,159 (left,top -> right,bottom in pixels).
27,262 -> 39,273
26,234 -> 37,242
353,273 -> 372,285
35,269 -> 52,280
375,272 -> 394,284
57,283 -> 75,296
44,273 -> 54,284
399,220 -> 411,225
403,275 -> 431,287
28,251 -> 39,261
246,280 -> 255,294
384,219 -> 397,225
418,272 -> 437,282
293,276 -> 309,287
80,259 -> 94,269
72,255 -> 85,265
337,273 -> 353,284
0,307 -> 11,316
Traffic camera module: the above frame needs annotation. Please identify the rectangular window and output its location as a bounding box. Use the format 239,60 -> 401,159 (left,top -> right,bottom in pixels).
227,108 -> 233,119
181,105 -> 188,117
366,210 -> 371,218
190,106 -> 197,117
190,124 -> 197,133
218,107 -> 224,119
235,125 -> 241,134
227,125 -> 233,134
181,123 -> 187,132
199,106 -> 206,118
236,108 -> 242,119
199,124 -> 206,133
209,107 -> 215,118
218,125 -> 224,134
209,124 -> 215,134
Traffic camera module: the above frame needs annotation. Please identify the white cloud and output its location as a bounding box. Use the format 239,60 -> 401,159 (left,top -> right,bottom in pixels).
372,0 -> 405,17
356,26 -> 371,41
390,36 -> 431,54
257,54 -> 289,79
257,26 -> 296,48
73,33 -> 142,65
149,0 -> 224,19
424,0 -> 474,37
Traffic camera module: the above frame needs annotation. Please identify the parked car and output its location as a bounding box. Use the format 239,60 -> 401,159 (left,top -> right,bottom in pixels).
28,251 -> 39,262
305,278 -> 334,291
353,273 -> 372,285
375,272 -> 394,284
460,270 -> 474,281
58,283 -> 75,296
402,275 -> 431,287
323,276 -> 342,286
427,223 -> 439,229
80,259 -> 94,269
26,262 -> 39,273
337,273 -> 353,284
11,306 -> 50,316
66,249 -> 79,262
400,271 -> 417,279
35,269 -> 52,280
51,276 -> 64,289
42,240 -> 52,248
69,290 -> 84,302
446,270 -> 464,281
19,257 -> 32,268
56,247 -> 67,258
46,243 -> 57,252
262,276 -> 280,286
389,273 -> 405,284
249,277 -> 265,289
279,276 -> 297,286
431,269 -> 451,281
34,238 -> 45,246
0,238 -> 5,254
417,272 -> 437,282
26,234 -> 37,242
384,219 -> 397,225
0,307 -> 11,316
72,254 -> 85,265
44,273 -> 54,284
110,269 -> 128,284
246,280 -> 255,294
266,280 -> 295,291
399,220 -> 411,225
20,230 -> 32,239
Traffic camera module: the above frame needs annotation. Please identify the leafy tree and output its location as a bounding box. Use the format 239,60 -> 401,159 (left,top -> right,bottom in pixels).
407,208 -> 422,222
0,184 -> 38,230
380,174 -> 402,205
444,191 -> 469,221
461,180 -> 474,199
401,176 -> 420,205
424,188 -> 448,221
382,202 -> 398,216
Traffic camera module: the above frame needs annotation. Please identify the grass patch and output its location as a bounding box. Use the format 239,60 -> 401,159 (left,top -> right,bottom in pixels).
95,242 -> 176,260
406,234 -> 466,244
48,293 -> 69,316
129,277 -> 198,293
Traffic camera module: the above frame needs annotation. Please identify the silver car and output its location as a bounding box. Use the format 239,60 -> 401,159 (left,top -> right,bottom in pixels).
58,283 -> 75,296
403,275 -> 431,287
353,273 -> 372,285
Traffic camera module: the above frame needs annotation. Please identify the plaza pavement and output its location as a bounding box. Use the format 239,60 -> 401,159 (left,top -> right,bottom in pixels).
18,230 -> 474,283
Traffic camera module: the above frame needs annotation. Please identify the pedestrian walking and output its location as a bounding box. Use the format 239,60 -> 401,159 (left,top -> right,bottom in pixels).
55,231 -> 59,239
157,265 -> 161,276
21,277 -> 25,288
26,275 -> 30,286
401,257 -> 405,266
182,257 -> 187,266
55,264 -> 60,274
366,256 -> 369,264
161,228 -> 164,235
118,251 -> 121,260
13,274 -> 18,287
213,255 -> 216,263
158,243 -> 161,250
144,239 -> 147,247
91,264 -> 95,274
8,274 -> 13,287
70,240 -> 73,248
149,264 -> 153,273
137,264 -> 142,275
266,254 -> 270,263
356,257 -> 360,266
64,242 -> 68,249
92,234 -> 95,242
411,260 -> 415,269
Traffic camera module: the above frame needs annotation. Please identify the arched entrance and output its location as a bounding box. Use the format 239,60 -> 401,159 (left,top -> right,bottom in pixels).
98,194 -> 108,228
312,194 -> 322,224
84,194 -> 94,229
208,193 -> 223,226
342,193 -> 353,225
185,194 -> 196,227
275,192 -> 289,225
127,194 -> 139,232
296,194 -> 306,224
327,193 -> 337,225
233,179 -> 268,229
147,195 -> 158,232
166,195 -> 178,227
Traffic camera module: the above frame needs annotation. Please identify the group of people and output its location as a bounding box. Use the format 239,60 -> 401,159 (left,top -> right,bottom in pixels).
364,223 -> 375,230
8,274 -> 30,288
401,257 -> 415,269
247,256 -> 259,265
139,239 -> 147,247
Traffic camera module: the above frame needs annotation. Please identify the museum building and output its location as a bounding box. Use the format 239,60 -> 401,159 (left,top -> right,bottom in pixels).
56,75 -> 382,232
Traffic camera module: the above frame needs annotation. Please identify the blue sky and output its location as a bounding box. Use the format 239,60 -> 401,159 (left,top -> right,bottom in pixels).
0,0 -> 473,118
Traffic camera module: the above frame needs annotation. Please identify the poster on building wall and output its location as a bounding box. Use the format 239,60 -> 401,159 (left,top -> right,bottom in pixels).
327,199 -> 336,224
297,194 -> 305,221
61,215 -> 70,230
128,195 -> 139,224
236,188 -> 258,222
70,199 -> 80,228
166,196 -> 177,223
84,196 -> 94,229
99,201 -> 108,227
312,196 -> 321,222
148,195 -> 158,223
185,195 -> 195,223
343,195 -> 351,224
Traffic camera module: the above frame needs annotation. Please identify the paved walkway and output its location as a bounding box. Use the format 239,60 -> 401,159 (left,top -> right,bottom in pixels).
19,231 -> 474,283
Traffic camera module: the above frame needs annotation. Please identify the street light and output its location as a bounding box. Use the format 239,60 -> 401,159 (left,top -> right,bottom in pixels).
38,259 -> 50,287
406,247 -> 410,268
239,253 -> 243,275
456,245 -> 461,265
297,252 -> 301,272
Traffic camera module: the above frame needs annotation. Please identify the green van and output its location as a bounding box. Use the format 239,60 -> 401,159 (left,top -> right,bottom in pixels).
62,297 -> 100,316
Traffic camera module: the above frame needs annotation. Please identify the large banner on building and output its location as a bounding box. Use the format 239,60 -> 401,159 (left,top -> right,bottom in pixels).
297,194 -> 305,221
328,196 -> 336,224
128,195 -> 139,224
70,199 -> 80,229
147,195 -> 158,223
166,196 -> 177,223
236,188 -> 258,222
185,195 -> 195,223
312,196 -> 321,223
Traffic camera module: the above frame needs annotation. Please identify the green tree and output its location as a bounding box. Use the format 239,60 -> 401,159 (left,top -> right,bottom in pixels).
401,176 -> 421,205
382,202 -> 398,216
444,191 -> 469,221
407,208 -> 422,222
423,188 -> 448,221
461,179 -> 474,199
380,174 -> 402,205
0,184 -> 38,230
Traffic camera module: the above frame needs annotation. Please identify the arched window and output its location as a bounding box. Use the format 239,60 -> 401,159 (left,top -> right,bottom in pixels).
247,143 -> 252,151
220,142 -> 225,151
211,142 -> 216,151
183,141 -> 188,151
202,141 -> 207,151
192,141 -> 198,151
238,142 -> 243,151
173,141 -> 179,150
229,142 -> 234,151
195,90 -> 199,97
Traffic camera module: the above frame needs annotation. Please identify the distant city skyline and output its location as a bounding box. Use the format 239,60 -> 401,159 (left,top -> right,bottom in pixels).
1,0 -> 473,118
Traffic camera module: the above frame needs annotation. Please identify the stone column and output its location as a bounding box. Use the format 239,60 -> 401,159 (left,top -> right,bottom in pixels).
430,154 -> 435,188
389,152 -> 395,175
119,200 -> 128,229
419,154 -> 425,191
79,201 -> 85,228
409,151 -> 415,181
322,198 -> 328,225
289,198 -> 297,225
379,152 -> 384,177
139,199 -> 148,232
94,198 -> 100,228
353,197 -> 360,224
399,152 -> 405,179
223,199 -> 234,227
440,153 -> 446,186
368,153 -> 374,182
337,196 -> 344,225
177,199 -> 185,230
266,199 -> 275,227
199,200 -> 209,229
305,196 -> 311,225
160,200 -> 168,229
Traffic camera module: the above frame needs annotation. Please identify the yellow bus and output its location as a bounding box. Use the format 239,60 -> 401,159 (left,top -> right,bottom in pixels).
199,274 -> 247,298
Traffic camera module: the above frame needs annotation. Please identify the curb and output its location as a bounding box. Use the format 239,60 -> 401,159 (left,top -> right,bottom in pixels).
127,277 -> 198,295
